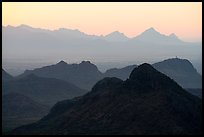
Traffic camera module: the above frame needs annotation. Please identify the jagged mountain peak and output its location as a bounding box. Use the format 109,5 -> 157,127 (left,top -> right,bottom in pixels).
79,60 -> 95,67
104,31 -> 129,41
126,63 -> 182,91
133,27 -> 184,43
133,27 -> 165,40
129,63 -> 158,79
80,60 -> 92,64
56,60 -> 68,65
146,27 -> 156,31
79,61 -> 100,71
169,33 -> 182,41
142,27 -> 160,34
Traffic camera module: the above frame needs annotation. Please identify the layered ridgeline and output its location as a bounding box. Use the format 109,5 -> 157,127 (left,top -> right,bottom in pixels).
18,58 -> 201,92
2,92 -> 49,133
104,65 -> 137,80
3,25 -> 201,72
3,73 -> 87,106
105,58 -> 202,89
18,61 -> 103,90
2,69 -> 86,133
11,63 -> 202,135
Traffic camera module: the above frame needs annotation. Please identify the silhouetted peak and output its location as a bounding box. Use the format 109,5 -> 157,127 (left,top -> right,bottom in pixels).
104,31 -> 129,41
156,58 -> 192,66
147,27 -> 156,31
126,63 -> 181,91
130,63 -> 154,75
153,58 -> 196,73
140,27 -> 161,36
80,61 -> 91,64
129,63 -> 163,81
56,60 -> 68,65
78,61 -> 99,71
145,27 -> 157,32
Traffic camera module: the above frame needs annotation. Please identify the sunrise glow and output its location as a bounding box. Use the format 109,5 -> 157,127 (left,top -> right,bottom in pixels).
2,2 -> 202,41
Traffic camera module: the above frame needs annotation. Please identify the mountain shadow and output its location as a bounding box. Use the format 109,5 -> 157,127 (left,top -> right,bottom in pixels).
10,63 -> 202,135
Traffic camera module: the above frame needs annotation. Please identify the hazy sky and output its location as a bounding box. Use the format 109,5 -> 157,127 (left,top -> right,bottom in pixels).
2,2 -> 202,42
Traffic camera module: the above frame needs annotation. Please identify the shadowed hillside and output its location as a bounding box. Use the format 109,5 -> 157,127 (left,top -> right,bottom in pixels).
10,63 -> 202,135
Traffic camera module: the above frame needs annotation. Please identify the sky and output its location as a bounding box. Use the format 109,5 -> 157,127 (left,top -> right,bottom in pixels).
2,2 -> 202,42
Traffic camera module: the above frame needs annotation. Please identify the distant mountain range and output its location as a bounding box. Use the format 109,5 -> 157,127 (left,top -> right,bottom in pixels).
103,31 -> 129,42
3,24 -> 202,135
2,25 -> 184,43
10,63 -> 202,135
131,27 -> 184,44
16,58 -> 202,91
2,25 -> 201,65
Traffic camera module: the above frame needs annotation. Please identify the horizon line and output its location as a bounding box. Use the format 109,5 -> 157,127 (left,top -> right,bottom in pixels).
2,24 -> 186,41
3,24 -> 202,43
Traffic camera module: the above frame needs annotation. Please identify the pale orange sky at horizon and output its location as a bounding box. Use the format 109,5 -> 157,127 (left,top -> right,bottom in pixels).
2,2 -> 202,42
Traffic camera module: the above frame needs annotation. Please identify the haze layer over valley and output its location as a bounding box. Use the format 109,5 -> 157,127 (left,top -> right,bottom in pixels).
2,25 -> 202,76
